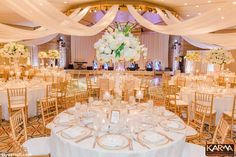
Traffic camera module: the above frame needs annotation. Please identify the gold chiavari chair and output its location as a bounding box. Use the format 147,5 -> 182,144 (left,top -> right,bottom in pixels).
168,85 -> 188,120
186,103 -> 208,142
217,76 -> 226,87
75,91 -> 89,104
65,94 -> 76,109
7,87 -> 28,120
212,116 -> 230,144
194,92 -> 216,131
56,81 -> 68,111
162,73 -> 171,84
176,77 -> 186,88
99,78 -> 114,99
165,84 -> 178,111
11,139 -> 28,157
149,86 -> 165,106
134,78 -> 149,102
40,98 -> 58,133
122,79 -> 135,101
10,109 -> 50,156
223,96 -> 236,139
86,75 -> 99,98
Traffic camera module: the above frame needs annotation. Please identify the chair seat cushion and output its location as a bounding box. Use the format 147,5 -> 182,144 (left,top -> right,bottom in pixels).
170,100 -> 188,106
185,125 -> 198,137
182,143 -> 205,157
23,137 -> 50,156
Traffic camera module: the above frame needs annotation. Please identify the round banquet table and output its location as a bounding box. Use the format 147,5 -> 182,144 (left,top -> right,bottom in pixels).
0,80 -> 47,120
180,87 -> 235,122
50,103 -> 187,157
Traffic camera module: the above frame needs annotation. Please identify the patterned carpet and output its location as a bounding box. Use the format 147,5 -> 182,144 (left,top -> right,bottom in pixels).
0,114 -> 235,155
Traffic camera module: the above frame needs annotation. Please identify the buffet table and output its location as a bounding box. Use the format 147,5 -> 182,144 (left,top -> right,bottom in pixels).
50,102 -> 186,157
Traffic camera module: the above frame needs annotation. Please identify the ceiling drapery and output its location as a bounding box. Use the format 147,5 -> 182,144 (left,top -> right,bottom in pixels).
156,8 -> 236,50
2,0 -> 118,36
127,4 -> 236,35
0,0 -> 235,48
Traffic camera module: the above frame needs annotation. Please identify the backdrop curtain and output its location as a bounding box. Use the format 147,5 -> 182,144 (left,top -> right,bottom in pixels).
71,32 -> 169,69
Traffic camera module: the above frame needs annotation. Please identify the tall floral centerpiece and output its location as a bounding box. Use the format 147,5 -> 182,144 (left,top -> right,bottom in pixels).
38,51 -> 48,66
184,52 -> 201,74
94,24 -> 147,69
206,49 -> 234,71
0,42 -> 29,66
47,49 -> 60,67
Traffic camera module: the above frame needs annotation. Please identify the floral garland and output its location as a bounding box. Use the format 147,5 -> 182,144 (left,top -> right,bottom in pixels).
205,49 -> 234,65
0,42 -> 29,58
184,52 -> 201,62
38,51 -> 48,59
94,24 -> 147,63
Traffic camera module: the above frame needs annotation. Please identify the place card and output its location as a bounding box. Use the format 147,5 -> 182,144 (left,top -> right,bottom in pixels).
110,110 -> 120,124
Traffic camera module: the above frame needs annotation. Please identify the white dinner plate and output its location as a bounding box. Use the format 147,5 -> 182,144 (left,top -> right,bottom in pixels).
61,126 -> 92,140
159,120 -> 186,131
97,134 -> 130,150
137,130 -> 169,146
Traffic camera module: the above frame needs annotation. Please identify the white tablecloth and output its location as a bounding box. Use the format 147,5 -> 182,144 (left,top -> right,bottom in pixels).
0,83 -> 46,120
50,106 -> 186,157
180,87 -> 235,122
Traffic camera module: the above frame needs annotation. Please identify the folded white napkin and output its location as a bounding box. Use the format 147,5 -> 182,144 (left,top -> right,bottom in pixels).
62,126 -> 87,139
101,136 -> 123,147
142,131 -> 165,143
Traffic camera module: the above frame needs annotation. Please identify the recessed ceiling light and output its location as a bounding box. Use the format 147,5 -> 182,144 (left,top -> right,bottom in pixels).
64,1 -> 68,4
217,7 -> 222,11
39,3 -> 43,6
221,16 -> 225,20
186,14 -> 190,17
198,12 -> 201,15
195,5 -> 199,8
184,3 -> 188,5
233,1 -> 236,5
208,0 -> 212,3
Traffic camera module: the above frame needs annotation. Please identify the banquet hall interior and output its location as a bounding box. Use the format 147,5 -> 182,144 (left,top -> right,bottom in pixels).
0,0 -> 236,157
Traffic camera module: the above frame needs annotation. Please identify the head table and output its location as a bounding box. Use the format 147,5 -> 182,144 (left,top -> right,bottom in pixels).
50,101 -> 187,157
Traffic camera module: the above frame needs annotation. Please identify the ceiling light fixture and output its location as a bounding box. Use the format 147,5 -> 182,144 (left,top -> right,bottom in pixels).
233,1 -> 236,5
217,7 -> 222,11
208,0 -> 212,3
186,14 -> 190,17
184,3 -> 188,6
39,3 -> 43,6
198,12 -> 201,15
195,5 -> 199,8
221,16 -> 225,20
63,1 -> 68,4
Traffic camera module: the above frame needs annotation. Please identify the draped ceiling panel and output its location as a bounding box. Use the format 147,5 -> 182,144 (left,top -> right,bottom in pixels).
0,0 -> 235,49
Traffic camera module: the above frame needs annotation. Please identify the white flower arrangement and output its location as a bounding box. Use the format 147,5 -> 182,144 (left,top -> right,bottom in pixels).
184,52 -> 201,62
38,51 -> 48,59
206,49 -> 234,65
94,24 -> 147,63
0,42 -> 29,58
47,49 -> 60,59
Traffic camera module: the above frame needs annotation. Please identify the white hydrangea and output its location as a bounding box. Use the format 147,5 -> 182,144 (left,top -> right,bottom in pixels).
94,26 -> 148,63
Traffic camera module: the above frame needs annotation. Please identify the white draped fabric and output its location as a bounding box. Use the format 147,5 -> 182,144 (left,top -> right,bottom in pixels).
2,0 -> 118,36
156,8 -> 236,50
71,32 -> 169,69
127,4 -> 236,35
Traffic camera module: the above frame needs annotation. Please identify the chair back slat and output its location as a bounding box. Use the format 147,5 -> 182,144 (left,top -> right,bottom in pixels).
213,116 -> 230,144
9,109 -> 27,144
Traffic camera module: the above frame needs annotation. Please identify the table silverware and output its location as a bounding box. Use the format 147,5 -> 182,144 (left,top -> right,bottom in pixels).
92,135 -> 98,148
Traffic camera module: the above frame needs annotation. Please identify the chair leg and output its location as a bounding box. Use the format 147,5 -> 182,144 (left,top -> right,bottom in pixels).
0,105 -> 2,123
